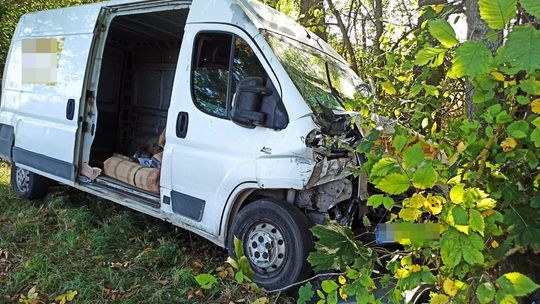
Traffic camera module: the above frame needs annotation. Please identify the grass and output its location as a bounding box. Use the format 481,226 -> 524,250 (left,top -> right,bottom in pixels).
0,162 -> 291,303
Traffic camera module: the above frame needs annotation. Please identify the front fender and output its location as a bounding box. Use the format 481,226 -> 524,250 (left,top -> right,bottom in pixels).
255,156 -> 315,189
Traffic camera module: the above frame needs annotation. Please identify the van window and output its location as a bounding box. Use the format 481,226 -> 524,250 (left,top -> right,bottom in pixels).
193,33 -> 266,119
231,38 -> 266,97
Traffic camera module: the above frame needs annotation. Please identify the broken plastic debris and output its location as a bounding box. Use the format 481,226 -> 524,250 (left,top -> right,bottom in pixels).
81,163 -> 102,181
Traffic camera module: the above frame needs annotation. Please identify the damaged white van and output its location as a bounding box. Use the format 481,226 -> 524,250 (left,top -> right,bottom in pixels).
0,0 -> 369,290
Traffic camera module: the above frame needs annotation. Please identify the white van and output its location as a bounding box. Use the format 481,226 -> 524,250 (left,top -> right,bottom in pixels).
0,0 -> 368,290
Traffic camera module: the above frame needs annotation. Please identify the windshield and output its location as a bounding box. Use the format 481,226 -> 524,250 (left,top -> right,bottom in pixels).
265,33 -> 368,115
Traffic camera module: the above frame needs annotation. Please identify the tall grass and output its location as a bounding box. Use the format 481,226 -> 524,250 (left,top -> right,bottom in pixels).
0,163 -> 225,303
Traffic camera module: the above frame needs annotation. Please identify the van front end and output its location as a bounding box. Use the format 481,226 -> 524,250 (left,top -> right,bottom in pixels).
256,5 -> 371,227
219,0 -> 373,291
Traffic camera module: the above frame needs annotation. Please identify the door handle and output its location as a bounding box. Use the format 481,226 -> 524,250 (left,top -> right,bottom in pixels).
176,112 -> 189,139
66,99 -> 75,120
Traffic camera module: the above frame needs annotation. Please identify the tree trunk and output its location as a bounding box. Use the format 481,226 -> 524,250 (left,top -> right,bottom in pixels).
373,0 -> 384,56
326,0 -> 360,74
299,0 -> 327,40
464,0 -> 501,119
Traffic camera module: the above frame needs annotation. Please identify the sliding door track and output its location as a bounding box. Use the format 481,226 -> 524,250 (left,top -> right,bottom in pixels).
93,176 -> 161,208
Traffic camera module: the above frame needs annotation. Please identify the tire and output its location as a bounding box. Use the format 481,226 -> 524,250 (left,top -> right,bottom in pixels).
11,164 -> 49,199
227,199 -> 313,291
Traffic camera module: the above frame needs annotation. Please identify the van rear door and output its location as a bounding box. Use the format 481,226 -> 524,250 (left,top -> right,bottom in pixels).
1,4 -> 106,185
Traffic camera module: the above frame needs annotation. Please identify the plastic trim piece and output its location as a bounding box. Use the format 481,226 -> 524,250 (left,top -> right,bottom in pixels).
171,190 -> 206,221
0,124 -> 14,162
12,147 -> 75,181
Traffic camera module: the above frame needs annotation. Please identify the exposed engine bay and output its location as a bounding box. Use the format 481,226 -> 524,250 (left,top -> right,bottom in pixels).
294,111 -> 370,227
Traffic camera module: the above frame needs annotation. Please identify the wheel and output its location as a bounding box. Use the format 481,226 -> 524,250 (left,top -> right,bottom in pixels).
11,164 -> 49,199
227,199 -> 313,291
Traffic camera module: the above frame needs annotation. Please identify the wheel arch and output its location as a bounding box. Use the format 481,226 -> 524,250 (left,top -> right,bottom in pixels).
222,186 -> 294,249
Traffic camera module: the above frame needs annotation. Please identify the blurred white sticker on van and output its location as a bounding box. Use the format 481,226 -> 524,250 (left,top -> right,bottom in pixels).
21,38 -> 63,85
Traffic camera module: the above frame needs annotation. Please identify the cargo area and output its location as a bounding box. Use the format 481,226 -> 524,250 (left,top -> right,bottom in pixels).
88,9 -> 188,196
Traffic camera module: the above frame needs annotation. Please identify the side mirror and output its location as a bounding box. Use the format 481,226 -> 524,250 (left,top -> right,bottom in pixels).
231,77 -> 289,130
231,77 -> 268,129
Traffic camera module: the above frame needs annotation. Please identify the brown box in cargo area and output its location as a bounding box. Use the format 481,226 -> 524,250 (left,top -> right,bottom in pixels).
103,156 -> 160,194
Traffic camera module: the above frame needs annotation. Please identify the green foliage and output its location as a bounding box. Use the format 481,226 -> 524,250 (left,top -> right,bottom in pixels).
428,19 -> 458,48
297,0 -> 540,302
0,163 -> 249,303
412,163 -> 438,189
449,41 -> 492,78
477,282 -> 496,303
308,221 -> 374,272
519,0 -> 540,19
403,143 -> 424,169
479,0 -> 517,29
504,25 -> 540,73
497,272 -> 540,297
414,47 -> 446,67
225,237 -> 254,284
375,173 -> 410,195
370,158 -> 398,182
297,282 -> 314,304
506,120 -> 530,139
367,194 -> 394,210
195,274 -> 218,290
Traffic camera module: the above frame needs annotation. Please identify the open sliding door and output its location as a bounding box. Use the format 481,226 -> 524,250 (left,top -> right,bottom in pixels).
2,4 -> 107,185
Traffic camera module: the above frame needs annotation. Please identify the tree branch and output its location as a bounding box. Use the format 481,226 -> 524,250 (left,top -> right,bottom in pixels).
419,0 -> 447,7
325,0 -> 360,73
266,272 -> 345,294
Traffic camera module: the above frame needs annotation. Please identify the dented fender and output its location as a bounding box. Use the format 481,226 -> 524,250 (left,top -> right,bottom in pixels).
255,156 -> 315,189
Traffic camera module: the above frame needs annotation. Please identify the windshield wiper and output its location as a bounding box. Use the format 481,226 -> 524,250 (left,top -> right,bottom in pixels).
324,61 -> 346,110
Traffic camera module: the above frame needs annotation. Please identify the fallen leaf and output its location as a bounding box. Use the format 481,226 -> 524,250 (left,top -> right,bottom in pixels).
103,288 -> 137,302
55,290 -> 78,304
252,297 -> 268,304
119,290 -> 137,301
191,260 -> 204,273
194,289 -> 204,298
142,247 -> 154,254
187,289 -> 194,300
110,261 -> 130,269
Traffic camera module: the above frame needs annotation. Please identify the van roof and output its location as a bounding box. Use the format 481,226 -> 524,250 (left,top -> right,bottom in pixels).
235,0 -> 343,63
16,0 -> 345,64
